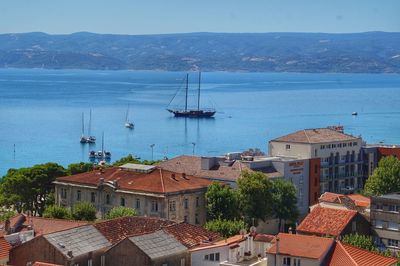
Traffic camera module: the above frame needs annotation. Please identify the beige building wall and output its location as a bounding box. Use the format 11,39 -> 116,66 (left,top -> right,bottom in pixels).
269,141 -> 312,159
266,254 -> 320,266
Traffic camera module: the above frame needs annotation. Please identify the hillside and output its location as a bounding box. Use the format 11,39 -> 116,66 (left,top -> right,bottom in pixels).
0,31 -> 399,73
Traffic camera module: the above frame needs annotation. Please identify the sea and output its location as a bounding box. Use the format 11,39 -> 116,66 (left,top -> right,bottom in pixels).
1,68 -> 400,175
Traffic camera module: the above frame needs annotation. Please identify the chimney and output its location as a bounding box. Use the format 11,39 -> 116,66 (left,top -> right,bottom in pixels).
276,237 -> 280,255
288,227 -> 293,234
201,157 -> 217,170
67,250 -> 73,258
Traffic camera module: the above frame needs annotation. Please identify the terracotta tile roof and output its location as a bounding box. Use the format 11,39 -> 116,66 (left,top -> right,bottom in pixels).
189,234 -> 245,251
329,241 -> 398,266
163,223 -> 221,249
267,233 -> 334,259
297,207 -> 357,236
93,216 -> 176,244
271,128 -> 358,144
33,262 -> 63,266
319,192 -> 370,208
347,194 -> 371,208
157,155 -> 251,182
254,234 -> 275,242
56,166 -> 212,194
0,236 -> 11,260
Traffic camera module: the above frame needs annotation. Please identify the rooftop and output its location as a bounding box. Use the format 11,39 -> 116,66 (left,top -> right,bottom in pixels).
329,241 -> 398,266
55,166 -> 212,194
0,236 -> 11,260
129,230 -> 187,260
376,192 -> 400,201
296,207 -> 357,236
271,128 -> 358,144
33,262 -> 63,266
267,233 -> 334,259
319,192 -> 370,208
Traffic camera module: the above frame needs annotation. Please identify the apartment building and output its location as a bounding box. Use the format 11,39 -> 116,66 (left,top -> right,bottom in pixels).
371,192 -> 400,256
54,163 -> 212,225
269,128 -> 364,195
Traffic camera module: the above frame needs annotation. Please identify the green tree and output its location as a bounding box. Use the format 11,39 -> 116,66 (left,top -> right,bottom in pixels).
271,179 -> 299,232
205,219 -> 247,238
205,182 -> 239,220
67,162 -> 94,175
0,163 -> 67,216
237,170 -> 273,225
364,156 -> 400,196
105,206 -> 137,219
113,154 -> 160,166
0,210 -> 16,222
43,205 -> 71,219
342,233 -> 379,252
71,202 -> 97,221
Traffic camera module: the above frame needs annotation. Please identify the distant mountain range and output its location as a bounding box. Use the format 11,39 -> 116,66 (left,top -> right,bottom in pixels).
0,31 -> 399,73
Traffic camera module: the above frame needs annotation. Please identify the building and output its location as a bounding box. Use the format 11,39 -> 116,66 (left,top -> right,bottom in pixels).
0,236 -> 11,266
313,192 -> 370,214
370,192 -> 400,256
9,216 -> 220,266
296,206 -> 370,237
54,163 -> 212,225
269,128 -> 365,197
362,144 -> 400,178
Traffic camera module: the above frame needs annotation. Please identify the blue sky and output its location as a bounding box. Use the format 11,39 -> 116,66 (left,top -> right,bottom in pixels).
1,0 -> 399,34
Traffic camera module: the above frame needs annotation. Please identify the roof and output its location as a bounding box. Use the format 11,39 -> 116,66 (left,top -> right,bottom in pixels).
0,236 -> 11,260
119,163 -> 155,173
157,155 -> 251,182
190,234 -> 246,252
44,225 -> 111,257
94,216 -> 176,244
297,207 -> 357,236
376,192 -> 400,201
267,233 -> 334,259
129,230 -> 187,259
329,241 -> 398,266
271,128 -> 358,144
319,192 -> 370,208
55,166 -> 212,194
253,234 -> 275,242
33,262 -> 63,266
163,223 -> 221,249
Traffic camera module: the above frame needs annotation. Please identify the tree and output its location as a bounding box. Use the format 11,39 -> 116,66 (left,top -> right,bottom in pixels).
0,210 -> 16,222
105,206 -> 137,219
343,233 -> 394,258
43,205 -> 71,219
71,202 -> 97,221
364,156 -> 400,196
271,179 -> 299,232
0,163 -> 67,216
113,154 -> 160,166
205,219 -> 247,238
67,162 -> 94,175
205,182 -> 239,220
237,170 -> 273,225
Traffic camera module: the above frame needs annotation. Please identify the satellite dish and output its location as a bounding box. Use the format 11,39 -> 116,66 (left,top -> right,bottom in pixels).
250,226 -> 257,233
239,229 -> 247,235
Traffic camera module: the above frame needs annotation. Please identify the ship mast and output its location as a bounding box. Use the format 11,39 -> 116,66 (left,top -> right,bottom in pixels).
197,72 -> 201,112
185,73 -> 189,112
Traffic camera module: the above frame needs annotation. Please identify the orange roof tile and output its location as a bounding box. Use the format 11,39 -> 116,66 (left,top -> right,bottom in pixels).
271,128 -> 358,144
319,192 -> 370,208
347,194 -> 370,208
163,223 -> 220,249
0,237 -> 11,260
267,233 -> 334,259
297,207 -> 357,236
33,262 -> 63,266
329,241 -> 398,266
24,216 -> 88,236
56,166 -> 212,194
94,216 -> 175,244
254,234 -> 275,242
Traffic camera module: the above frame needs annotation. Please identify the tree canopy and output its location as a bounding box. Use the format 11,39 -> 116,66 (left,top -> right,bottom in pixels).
205,182 -> 239,220
113,154 -> 159,166
43,205 -> 71,219
71,202 -> 97,221
205,219 -> 247,238
105,206 -> 137,219
271,179 -> 299,231
67,162 -> 94,175
364,156 -> 400,196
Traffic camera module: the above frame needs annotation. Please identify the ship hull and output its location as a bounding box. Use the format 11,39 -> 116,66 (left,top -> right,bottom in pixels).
167,109 -> 216,118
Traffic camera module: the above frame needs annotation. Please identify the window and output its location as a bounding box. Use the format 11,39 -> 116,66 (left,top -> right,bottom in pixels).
349,142 -> 352,147
195,213 -> 199,224
286,144 -> 291,150
196,197 -> 200,207
314,149 -> 318,157
101,255 -> 105,266
388,222 -> 399,231
76,190 -> 81,201
332,144 -> 336,148
343,143 -> 347,147
338,143 -> 342,148
353,142 -> 358,146
375,219 -> 383,228
106,194 -> 111,204
169,201 -> 176,211
151,200 -> 158,212
180,258 -> 185,266
314,165 -> 318,174
388,239 -> 399,247
215,252 -> 220,261
327,144 -> 331,149
210,253 -> 215,261
204,255 -> 209,260
184,198 -> 189,209
283,257 -> 291,266
184,215 -> 188,223
294,258 -> 301,266
136,198 -> 140,209
375,204 -> 383,210
90,192 -> 96,203
389,205 -> 399,212
61,188 -> 67,199
120,197 -> 125,206
320,145 -> 325,149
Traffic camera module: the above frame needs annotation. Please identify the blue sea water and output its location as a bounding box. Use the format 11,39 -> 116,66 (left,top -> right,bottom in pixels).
0,68 -> 400,175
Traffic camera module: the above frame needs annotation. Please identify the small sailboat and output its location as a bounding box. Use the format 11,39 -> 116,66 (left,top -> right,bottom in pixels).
80,110 -> 96,143
352,112 -> 358,116
89,132 -> 111,161
125,104 -> 134,129
167,72 -> 216,118
87,109 -> 96,143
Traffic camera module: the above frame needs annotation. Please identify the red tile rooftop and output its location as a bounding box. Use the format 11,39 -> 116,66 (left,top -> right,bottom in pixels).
253,233 -> 275,242
297,207 -> 357,236
55,166 -> 212,194
271,128 -> 358,144
33,263 -> 63,266
267,233 -> 334,259
319,192 -> 370,208
0,236 -> 11,260
329,241 -> 398,266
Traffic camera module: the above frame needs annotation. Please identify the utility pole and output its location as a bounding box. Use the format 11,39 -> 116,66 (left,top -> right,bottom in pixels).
150,144 -> 155,161
191,142 -> 196,155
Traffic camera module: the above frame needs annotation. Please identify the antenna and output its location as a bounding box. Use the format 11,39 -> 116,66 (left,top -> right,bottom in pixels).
197,72 -> 201,111
88,109 -> 92,136
185,73 -> 188,112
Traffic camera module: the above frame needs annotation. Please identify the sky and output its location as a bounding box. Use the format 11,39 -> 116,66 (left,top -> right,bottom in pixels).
1,0 -> 399,35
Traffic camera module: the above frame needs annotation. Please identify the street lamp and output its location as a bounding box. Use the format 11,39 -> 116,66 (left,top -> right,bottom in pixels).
150,144 -> 155,161
191,142 -> 196,155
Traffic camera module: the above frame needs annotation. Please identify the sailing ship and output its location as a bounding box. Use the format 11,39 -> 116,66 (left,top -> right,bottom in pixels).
167,72 -> 216,118
80,110 -> 96,143
89,132 -> 111,160
125,104 -> 134,129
